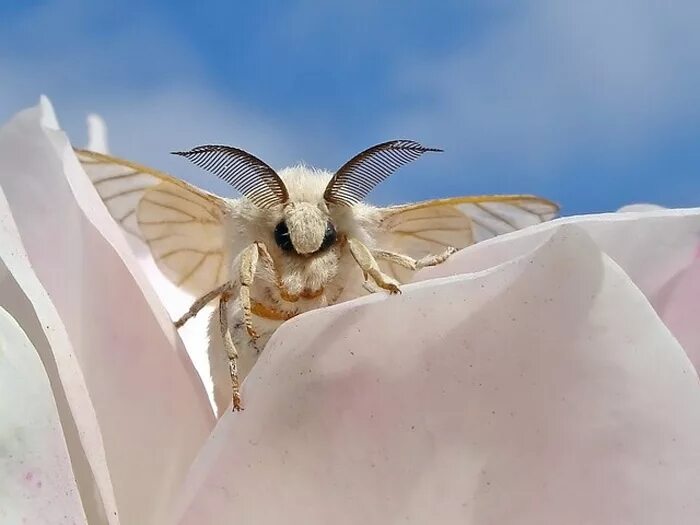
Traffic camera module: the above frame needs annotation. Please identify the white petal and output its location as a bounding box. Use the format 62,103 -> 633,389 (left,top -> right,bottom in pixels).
0,186 -> 119,523
417,207 -> 700,361
86,113 -> 109,154
0,306 -> 88,524
654,254 -> 700,368
81,111 -> 215,406
0,97 -> 214,524
39,94 -> 60,130
133,252 -> 215,402
176,226 -> 700,524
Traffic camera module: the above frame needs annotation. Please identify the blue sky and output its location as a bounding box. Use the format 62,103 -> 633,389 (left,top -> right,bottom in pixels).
1,0 -> 699,214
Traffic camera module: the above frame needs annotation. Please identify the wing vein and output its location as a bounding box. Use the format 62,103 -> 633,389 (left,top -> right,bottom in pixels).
394,231 -> 449,247
93,171 -> 141,185
393,226 -> 471,234
175,253 -> 211,287
150,187 -> 220,219
139,218 -> 217,225
104,187 -> 148,202
141,198 -> 199,220
473,202 -> 520,230
159,248 -> 218,259
468,216 -> 499,236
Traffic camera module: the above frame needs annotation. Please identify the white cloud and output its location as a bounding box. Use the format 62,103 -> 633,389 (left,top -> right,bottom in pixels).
0,0 -> 339,196
386,0 -> 700,172
3,0 -> 699,207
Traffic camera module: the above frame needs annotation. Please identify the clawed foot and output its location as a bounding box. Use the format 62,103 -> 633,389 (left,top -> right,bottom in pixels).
232,392 -> 244,412
245,323 -> 259,340
383,281 -> 401,294
363,278 -> 401,295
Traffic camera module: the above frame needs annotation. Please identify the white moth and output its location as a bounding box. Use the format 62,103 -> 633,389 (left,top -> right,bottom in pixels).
75,141 -> 558,415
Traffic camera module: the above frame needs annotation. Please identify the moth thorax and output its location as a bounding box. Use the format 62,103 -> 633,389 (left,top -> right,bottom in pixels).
285,203 -> 327,254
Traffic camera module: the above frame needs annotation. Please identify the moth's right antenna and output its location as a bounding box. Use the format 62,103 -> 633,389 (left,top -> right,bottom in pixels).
173,145 -> 289,208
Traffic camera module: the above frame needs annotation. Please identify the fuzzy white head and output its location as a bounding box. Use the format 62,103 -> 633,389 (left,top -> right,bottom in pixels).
227,166 -> 378,300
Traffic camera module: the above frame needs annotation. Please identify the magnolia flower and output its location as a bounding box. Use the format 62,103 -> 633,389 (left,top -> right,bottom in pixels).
0,97 -> 698,525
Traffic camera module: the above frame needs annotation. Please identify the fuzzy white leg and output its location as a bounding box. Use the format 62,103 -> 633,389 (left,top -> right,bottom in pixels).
206,308 -> 233,417
372,246 -> 457,271
179,241 -> 277,414
239,241 -> 276,339
175,282 -> 229,328
206,304 -> 276,417
361,278 -> 381,294
347,238 -> 401,293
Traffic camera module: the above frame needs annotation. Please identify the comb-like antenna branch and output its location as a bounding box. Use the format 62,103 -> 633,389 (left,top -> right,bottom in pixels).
324,140 -> 442,206
173,145 -> 288,208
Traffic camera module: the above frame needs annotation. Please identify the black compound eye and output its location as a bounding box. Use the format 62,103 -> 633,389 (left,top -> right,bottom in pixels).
274,221 -> 295,252
320,221 -> 337,251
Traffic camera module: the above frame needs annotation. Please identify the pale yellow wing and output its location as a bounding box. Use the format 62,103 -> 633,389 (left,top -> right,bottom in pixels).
376,195 -> 559,282
75,148 -> 229,296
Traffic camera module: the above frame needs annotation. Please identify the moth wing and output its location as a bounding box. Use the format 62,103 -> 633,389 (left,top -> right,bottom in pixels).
375,195 -> 559,282
75,148 -> 229,295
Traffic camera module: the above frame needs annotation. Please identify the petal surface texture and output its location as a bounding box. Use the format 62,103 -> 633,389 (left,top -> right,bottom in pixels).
177,225 -> 700,524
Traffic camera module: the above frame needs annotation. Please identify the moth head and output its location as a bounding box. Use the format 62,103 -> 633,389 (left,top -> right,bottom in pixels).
173,139 -> 441,257
275,201 -> 336,256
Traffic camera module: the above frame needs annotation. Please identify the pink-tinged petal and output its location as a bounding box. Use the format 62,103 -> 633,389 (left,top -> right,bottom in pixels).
418,208 -> 700,354
421,208 -> 700,296
0,306 -> 87,525
82,112 -> 215,405
176,226 -> 700,524
0,188 -> 119,523
133,251 -> 215,401
655,252 -> 700,370
0,98 -> 214,524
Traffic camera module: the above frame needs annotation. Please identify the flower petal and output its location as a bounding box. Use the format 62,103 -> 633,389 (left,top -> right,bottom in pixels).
0,186 -> 119,523
82,112 -> 215,404
176,226 -> 700,523
86,113 -> 109,154
0,98 -> 214,524
654,253 -> 700,368
0,306 -> 88,525
418,207 -> 700,360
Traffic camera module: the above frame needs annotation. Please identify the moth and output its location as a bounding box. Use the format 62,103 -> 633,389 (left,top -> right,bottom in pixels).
75,141 -> 558,415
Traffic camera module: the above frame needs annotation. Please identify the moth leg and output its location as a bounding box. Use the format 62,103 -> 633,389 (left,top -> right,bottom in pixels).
238,241 -> 275,339
174,282 -> 231,328
373,246 -> 457,271
218,285 -> 243,411
347,238 -> 401,294
361,274 -> 382,294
